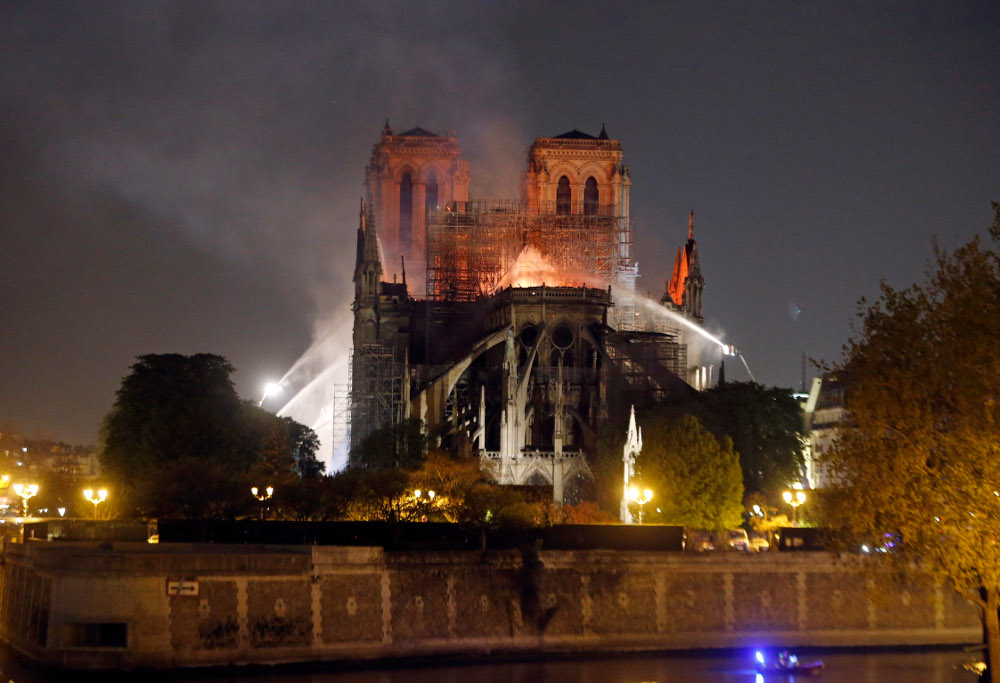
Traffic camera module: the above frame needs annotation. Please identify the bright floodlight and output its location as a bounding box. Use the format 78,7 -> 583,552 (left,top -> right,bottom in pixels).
258,380 -> 283,406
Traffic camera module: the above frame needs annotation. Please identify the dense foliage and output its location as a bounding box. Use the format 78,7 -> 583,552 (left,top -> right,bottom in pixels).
100,353 -> 322,517
700,381 -> 807,500
822,207 -> 1000,678
351,417 -> 429,471
596,411 -> 743,530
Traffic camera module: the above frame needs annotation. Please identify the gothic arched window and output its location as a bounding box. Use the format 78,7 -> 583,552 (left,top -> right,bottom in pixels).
399,171 -> 413,251
556,175 -> 571,214
425,172 -> 438,214
583,176 -> 599,215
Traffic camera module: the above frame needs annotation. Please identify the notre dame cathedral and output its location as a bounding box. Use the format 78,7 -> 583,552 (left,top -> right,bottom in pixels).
351,123 -> 714,503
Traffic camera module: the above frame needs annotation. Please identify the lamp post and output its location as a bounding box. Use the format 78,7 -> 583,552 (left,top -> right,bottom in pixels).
629,486 -> 653,524
251,486 -> 274,520
83,489 -> 108,519
413,489 -> 436,522
783,490 -> 806,526
12,483 -> 39,517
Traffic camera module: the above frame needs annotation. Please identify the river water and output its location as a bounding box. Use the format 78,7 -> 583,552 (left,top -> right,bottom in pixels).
0,648 -> 984,683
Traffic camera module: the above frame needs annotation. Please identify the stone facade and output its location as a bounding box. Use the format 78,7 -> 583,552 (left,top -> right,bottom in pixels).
0,541 -> 980,670
350,126 -> 716,496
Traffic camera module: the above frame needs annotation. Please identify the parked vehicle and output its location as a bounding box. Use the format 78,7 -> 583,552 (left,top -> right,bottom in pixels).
749,532 -> 769,552
683,528 -> 751,551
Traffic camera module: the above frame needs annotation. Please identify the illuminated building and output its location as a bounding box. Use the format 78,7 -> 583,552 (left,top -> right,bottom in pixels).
352,124 -> 717,502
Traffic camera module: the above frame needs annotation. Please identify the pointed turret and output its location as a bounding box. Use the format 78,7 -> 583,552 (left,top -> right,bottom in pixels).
661,211 -> 705,322
598,123 -> 609,140
621,405 -> 643,524
667,247 -> 687,307
353,198 -> 382,307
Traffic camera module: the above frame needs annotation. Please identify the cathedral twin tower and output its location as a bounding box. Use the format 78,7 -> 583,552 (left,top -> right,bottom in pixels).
363,122 -> 637,293
351,122 -> 711,498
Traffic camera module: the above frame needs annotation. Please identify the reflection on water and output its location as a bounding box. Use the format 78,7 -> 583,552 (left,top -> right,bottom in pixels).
0,647 -> 982,682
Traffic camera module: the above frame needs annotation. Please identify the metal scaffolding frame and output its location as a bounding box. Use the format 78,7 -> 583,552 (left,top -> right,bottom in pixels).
349,343 -> 404,455
425,201 -> 636,320
604,331 -> 686,402
331,382 -> 351,464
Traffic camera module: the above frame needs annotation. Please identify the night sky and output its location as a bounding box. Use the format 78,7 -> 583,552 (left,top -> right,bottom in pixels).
2,1 -> 998,451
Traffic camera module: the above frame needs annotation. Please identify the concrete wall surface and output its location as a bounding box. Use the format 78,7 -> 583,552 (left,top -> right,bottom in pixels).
0,541 -> 981,670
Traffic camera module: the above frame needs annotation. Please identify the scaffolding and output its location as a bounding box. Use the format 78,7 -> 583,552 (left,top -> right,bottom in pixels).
349,343 -> 404,455
425,201 -> 636,319
604,331 -> 687,402
331,383 -> 351,467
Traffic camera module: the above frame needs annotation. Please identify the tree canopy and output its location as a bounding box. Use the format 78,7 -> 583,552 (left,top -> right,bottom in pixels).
626,413 -> 743,530
822,210 -> 1000,676
700,381 -> 807,500
100,353 -> 322,517
351,417 -> 429,471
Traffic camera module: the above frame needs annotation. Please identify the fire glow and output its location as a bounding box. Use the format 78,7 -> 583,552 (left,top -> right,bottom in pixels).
493,246 -> 599,291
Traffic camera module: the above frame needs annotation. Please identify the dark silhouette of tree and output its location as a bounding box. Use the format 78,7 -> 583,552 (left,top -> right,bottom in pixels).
700,381 -> 806,500
351,417 -> 429,471
823,206 -> 1000,679
100,353 -> 320,518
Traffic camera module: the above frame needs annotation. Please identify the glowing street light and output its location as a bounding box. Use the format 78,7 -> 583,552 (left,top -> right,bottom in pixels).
12,483 -> 39,517
83,488 -> 109,519
413,489 -> 436,522
629,486 -> 653,524
251,486 -> 274,520
783,490 -> 807,526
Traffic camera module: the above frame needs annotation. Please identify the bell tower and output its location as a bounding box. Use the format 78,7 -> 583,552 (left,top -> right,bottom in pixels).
522,125 -> 630,217
365,122 -> 469,290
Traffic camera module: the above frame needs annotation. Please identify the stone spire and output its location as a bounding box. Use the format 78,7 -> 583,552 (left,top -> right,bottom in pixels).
620,405 -> 643,524
353,197 -> 382,305
662,211 -> 704,322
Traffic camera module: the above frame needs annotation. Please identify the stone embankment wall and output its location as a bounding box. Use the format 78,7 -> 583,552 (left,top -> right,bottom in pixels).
0,541 -> 980,670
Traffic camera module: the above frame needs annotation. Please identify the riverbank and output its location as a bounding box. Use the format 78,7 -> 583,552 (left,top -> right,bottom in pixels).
0,541 -> 981,671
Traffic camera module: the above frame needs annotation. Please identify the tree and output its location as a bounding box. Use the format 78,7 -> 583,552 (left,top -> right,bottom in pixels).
700,381 -> 806,501
102,354 -> 250,483
635,413 -> 744,530
822,212 -> 1000,678
351,417 -> 428,471
407,450 -> 484,522
245,411 -> 324,484
101,353 -> 320,518
456,482 -> 538,550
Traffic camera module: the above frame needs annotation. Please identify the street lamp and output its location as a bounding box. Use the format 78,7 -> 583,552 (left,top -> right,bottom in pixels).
83,489 -> 108,519
251,486 -> 274,520
12,483 -> 39,517
629,486 -> 653,524
783,490 -> 807,526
